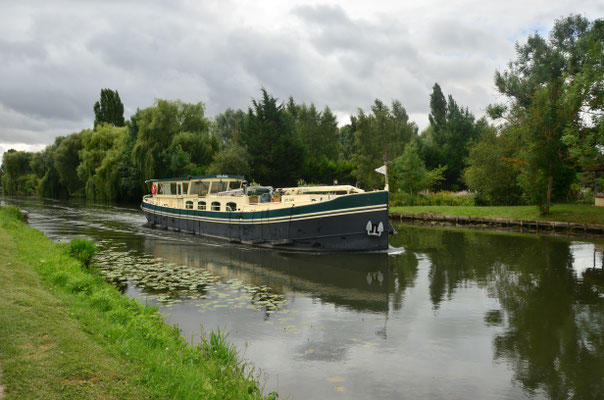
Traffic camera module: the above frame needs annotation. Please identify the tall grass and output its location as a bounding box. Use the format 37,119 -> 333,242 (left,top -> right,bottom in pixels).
69,237 -> 97,268
1,205 -> 25,222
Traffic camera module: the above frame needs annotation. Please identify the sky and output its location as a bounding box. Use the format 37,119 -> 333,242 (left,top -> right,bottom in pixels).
0,0 -> 602,162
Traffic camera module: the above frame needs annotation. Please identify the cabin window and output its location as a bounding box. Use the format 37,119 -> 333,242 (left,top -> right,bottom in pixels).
210,181 -> 228,194
170,182 -> 177,194
227,180 -> 242,190
185,201 -> 194,209
190,180 -> 209,196
177,184 -> 182,195
226,202 -> 237,211
182,182 -> 189,195
197,201 -> 206,210
211,201 -> 221,211
159,183 -> 171,194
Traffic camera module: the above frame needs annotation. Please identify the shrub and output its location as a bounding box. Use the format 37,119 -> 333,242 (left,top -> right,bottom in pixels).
69,237 -> 97,268
390,191 -> 475,207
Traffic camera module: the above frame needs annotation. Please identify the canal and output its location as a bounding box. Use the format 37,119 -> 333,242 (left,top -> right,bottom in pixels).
4,196 -> 604,399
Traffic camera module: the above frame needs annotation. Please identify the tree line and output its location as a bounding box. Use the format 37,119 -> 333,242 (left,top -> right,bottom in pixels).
1,15 -> 602,213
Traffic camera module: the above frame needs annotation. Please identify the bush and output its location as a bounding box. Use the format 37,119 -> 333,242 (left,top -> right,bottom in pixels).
390,191 -> 475,207
69,237 -> 97,268
575,187 -> 594,205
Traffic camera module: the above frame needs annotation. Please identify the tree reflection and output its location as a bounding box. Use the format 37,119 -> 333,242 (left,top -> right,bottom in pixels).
491,238 -> 604,400
394,225 -> 604,399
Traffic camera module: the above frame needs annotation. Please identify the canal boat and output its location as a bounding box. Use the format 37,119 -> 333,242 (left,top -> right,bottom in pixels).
140,174 -> 390,251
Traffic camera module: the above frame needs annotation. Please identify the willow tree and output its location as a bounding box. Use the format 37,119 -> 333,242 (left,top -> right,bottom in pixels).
131,100 -> 215,182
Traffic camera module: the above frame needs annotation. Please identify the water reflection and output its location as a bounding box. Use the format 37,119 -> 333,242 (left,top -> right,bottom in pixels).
4,195 -> 604,399
144,240 -> 419,314
393,226 -> 604,399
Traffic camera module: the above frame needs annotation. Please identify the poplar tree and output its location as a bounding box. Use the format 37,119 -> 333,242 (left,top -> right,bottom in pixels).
93,88 -> 125,128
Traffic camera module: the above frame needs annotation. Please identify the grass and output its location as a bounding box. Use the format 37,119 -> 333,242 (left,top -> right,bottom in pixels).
390,203 -> 604,225
0,206 -> 275,400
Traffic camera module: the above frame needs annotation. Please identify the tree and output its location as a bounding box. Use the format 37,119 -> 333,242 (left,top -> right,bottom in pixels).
285,99 -> 343,184
353,99 -> 417,189
54,131 -> 84,196
424,83 -> 483,190
213,108 -> 246,145
490,15 -> 600,213
117,110 -> 144,200
131,100 -> 215,180
0,150 -> 37,194
240,89 -> 305,186
31,141 -> 66,198
207,143 -> 251,177
392,141 -> 446,195
560,18 -> 604,170
464,126 -> 524,205
77,125 -> 127,200
93,89 -> 125,127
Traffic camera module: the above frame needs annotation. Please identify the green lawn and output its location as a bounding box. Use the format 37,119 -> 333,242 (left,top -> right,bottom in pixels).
390,204 -> 604,225
0,207 -> 273,400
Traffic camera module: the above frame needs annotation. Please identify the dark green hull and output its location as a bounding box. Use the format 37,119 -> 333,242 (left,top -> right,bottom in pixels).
141,191 -> 389,251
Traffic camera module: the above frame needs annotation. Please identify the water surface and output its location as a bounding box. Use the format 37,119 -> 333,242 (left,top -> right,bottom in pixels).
5,196 -> 604,399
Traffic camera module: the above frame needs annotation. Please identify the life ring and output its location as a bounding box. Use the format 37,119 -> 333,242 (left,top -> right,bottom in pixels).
151,183 -> 157,194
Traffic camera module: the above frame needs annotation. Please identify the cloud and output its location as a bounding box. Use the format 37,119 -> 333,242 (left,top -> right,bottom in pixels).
0,0 -> 602,153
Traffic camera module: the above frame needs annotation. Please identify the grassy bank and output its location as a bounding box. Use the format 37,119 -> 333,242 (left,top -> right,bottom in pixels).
390,204 -> 604,226
0,206 -> 274,400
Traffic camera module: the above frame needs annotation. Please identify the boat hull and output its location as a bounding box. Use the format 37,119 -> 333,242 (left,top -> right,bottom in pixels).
141,191 -> 389,252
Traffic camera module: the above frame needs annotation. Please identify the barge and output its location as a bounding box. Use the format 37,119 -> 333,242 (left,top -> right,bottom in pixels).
141,175 -> 390,251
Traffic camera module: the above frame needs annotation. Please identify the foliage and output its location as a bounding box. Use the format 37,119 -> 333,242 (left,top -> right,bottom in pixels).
131,99 -> 216,181
0,150 -> 37,194
560,18 -> 604,170
77,125 -> 128,201
490,15 -> 601,213
423,83 -> 485,190
213,108 -> 247,145
464,126 -> 524,205
390,191 -> 475,207
353,99 -> 418,189
241,89 -> 305,187
94,88 -> 125,127
391,141 -> 446,195
207,143 -> 251,177
117,110 -> 145,200
69,237 -> 97,268
31,141 -> 67,198
54,131 -> 85,196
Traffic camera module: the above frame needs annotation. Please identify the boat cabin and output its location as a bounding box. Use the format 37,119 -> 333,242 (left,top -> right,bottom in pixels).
143,174 -> 365,212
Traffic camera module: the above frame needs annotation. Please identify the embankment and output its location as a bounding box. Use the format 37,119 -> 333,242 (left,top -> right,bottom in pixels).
0,206 -> 274,400
390,212 -> 604,236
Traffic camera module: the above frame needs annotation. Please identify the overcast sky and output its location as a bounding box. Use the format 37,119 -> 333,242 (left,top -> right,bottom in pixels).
1,0 -> 602,161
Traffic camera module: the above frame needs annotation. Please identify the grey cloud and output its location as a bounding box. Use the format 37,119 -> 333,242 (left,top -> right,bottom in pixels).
1,0 -> 601,149
425,19 -> 511,56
